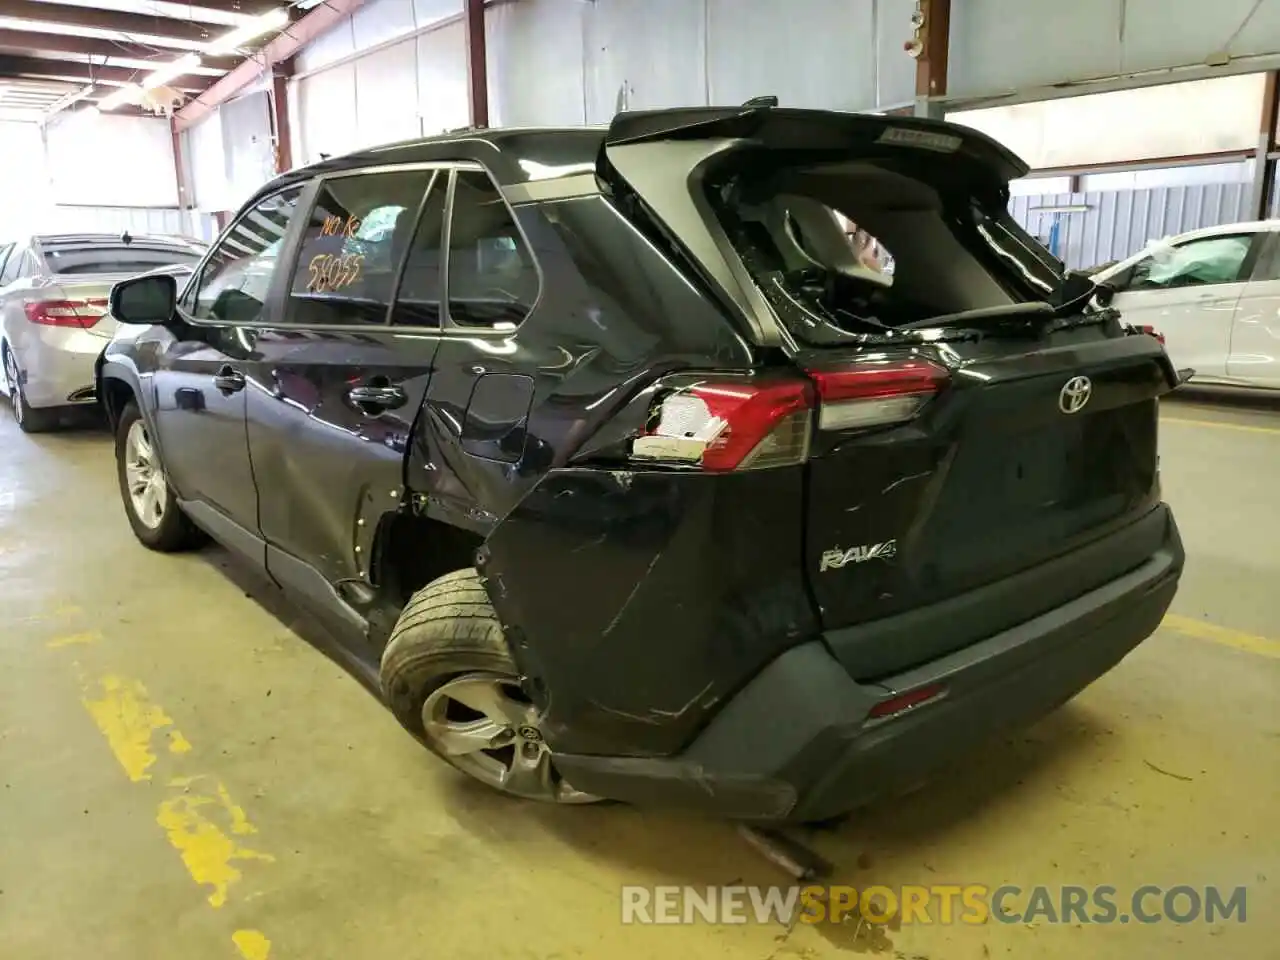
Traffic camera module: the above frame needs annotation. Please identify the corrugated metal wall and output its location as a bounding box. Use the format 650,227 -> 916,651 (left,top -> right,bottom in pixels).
1009,182 -> 1255,271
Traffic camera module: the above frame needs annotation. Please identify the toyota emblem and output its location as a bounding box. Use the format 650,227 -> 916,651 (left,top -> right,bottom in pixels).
1058,375 -> 1093,414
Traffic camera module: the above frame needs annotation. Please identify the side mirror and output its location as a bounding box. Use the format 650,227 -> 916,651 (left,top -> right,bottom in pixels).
109,273 -> 176,325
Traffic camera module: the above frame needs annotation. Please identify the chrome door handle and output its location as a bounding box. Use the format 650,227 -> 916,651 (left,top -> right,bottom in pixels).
347,383 -> 407,412
212,365 -> 245,394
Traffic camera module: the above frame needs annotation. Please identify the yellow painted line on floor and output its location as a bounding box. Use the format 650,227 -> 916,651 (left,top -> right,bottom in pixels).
1163,614 -> 1280,659
156,785 -> 275,909
1161,416 -> 1280,435
81,674 -> 181,782
47,631 -> 101,648
233,930 -> 272,959
55,649 -> 278,955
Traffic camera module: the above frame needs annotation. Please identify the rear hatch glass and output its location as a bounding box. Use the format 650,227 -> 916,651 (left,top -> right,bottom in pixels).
43,244 -> 203,277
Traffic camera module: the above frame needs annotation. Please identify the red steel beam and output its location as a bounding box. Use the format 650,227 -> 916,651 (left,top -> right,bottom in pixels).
0,28 -> 239,71
913,0 -> 951,113
1250,70 -> 1280,219
464,0 -> 488,128
0,0 -> 219,44
269,70 -> 293,173
174,0 -> 365,131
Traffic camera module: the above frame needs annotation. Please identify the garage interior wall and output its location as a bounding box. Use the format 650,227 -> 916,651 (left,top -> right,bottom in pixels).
289,0 -> 921,165
279,0 -> 1280,270
947,0 -> 1280,103
0,114 -> 209,240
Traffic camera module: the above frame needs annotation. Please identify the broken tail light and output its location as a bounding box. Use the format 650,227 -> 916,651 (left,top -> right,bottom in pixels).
24,298 -> 109,329
632,378 -> 813,472
1136,324 -> 1166,345
629,359 -> 947,472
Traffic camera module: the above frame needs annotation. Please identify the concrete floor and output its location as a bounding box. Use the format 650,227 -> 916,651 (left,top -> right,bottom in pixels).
1,395 -> 1277,960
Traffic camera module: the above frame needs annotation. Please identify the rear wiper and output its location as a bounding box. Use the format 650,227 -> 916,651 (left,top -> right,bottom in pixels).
898,301 -> 1054,330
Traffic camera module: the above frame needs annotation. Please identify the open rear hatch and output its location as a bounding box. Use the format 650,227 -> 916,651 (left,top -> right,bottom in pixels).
599,106 -> 1179,679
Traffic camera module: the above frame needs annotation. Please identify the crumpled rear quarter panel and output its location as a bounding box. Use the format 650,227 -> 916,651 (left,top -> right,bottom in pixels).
479,465 -> 817,757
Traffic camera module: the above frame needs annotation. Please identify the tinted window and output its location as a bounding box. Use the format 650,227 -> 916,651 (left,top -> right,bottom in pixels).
1128,235 -> 1253,291
285,169 -> 434,326
42,244 -> 204,276
392,173 -> 448,327
446,170 -> 539,326
187,188 -> 303,325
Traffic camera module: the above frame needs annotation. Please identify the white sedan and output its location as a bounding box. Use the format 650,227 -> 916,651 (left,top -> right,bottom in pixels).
1093,220 -> 1280,390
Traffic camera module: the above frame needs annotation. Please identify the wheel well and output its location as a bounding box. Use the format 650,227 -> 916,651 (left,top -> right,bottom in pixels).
373,511 -> 486,608
99,377 -> 136,432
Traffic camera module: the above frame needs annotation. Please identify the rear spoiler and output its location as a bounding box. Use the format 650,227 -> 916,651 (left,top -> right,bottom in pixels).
601,105 -> 1030,185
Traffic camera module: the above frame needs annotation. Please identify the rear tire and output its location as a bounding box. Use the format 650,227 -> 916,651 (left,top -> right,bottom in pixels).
3,344 -> 58,433
115,401 -> 204,552
380,568 -> 600,804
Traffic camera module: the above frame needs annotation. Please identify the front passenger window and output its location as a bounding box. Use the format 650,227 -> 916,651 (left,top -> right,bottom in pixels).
187,187 -> 303,325
1129,235 -> 1253,291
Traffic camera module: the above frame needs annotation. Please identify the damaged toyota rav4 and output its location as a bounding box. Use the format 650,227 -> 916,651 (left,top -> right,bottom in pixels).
98,106 -> 1184,822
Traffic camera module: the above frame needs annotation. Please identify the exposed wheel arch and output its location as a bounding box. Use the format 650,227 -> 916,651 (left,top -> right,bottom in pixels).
371,510 -> 487,610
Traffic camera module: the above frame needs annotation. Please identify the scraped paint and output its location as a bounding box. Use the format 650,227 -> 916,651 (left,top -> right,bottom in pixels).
232,929 -> 272,959
156,791 -> 275,908
81,675 -> 180,781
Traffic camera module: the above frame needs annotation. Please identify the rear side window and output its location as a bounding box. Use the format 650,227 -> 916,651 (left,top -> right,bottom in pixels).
41,244 -> 203,276
446,170 -> 539,327
284,168 -> 436,326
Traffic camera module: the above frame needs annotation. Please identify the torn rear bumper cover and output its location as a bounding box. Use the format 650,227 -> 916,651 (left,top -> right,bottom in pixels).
553,506 -> 1183,823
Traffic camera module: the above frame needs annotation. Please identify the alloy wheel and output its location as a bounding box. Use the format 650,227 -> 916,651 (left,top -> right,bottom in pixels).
123,419 -> 168,529
421,672 -> 598,803
4,349 -> 23,426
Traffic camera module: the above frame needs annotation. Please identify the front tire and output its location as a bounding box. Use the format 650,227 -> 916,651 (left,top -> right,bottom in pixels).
115,401 -> 204,551
380,568 -> 599,805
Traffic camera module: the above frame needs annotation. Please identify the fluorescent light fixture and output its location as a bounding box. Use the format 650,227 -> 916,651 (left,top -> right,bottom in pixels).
142,53 -> 202,90
98,86 -> 140,111
205,7 -> 289,55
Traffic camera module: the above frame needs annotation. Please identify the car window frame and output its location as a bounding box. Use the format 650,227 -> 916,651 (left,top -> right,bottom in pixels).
280,163 -> 448,330
438,164 -> 544,336
1124,232 -> 1261,292
176,180 -> 317,329
0,244 -> 28,286
1245,229 -> 1280,283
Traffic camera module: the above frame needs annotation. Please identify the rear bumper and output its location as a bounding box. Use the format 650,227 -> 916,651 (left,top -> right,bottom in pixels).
554,504 -> 1183,822
10,329 -> 104,408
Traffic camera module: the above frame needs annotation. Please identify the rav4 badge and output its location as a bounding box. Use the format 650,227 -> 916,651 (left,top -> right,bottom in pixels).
820,541 -> 898,571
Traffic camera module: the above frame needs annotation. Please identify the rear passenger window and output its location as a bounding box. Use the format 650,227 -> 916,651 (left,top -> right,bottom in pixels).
446,170 -> 539,326
285,169 -> 435,326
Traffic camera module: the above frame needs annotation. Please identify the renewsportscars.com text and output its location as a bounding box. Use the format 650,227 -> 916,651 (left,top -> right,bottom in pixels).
620,884 -> 1248,926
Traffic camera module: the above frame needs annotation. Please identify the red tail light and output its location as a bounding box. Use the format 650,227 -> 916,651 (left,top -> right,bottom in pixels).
24,298 -> 109,329
809,358 -> 948,431
1136,324 -> 1166,345
629,359 -> 947,472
